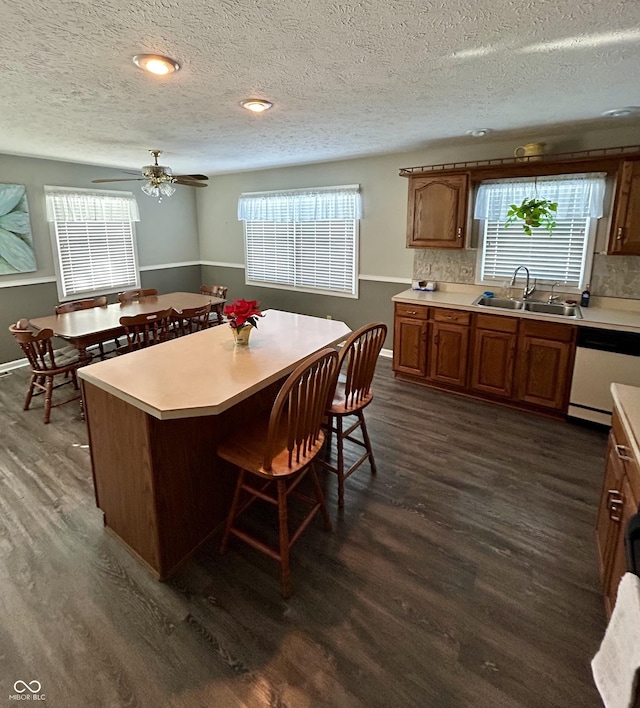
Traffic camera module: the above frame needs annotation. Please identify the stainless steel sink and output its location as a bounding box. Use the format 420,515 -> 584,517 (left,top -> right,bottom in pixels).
474,296 -> 524,310
472,295 -> 582,319
523,301 -> 582,317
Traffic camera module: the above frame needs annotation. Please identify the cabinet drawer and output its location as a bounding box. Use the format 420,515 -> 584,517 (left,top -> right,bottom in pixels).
611,409 -> 640,500
395,302 -> 428,320
519,319 -> 575,342
475,313 -> 518,334
432,308 -> 470,325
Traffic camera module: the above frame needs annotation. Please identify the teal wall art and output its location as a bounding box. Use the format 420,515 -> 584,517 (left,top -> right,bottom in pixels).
0,184 -> 36,274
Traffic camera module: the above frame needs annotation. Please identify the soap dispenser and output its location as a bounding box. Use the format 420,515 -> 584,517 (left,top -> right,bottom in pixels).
580,283 -> 591,308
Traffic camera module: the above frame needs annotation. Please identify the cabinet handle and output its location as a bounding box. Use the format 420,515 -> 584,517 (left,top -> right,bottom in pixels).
610,495 -> 624,522
457,227 -> 463,239
406,310 -> 417,315
616,227 -> 624,241
615,444 -> 633,461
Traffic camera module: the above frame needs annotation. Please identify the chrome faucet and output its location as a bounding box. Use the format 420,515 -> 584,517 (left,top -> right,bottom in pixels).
510,265 -> 537,300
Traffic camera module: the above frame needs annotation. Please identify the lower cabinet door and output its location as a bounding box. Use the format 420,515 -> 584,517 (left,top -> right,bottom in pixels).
427,322 -> 469,387
393,317 -> 428,377
470,327 -> 517,398
604,474 -> 636,616
514,335 -> 573,411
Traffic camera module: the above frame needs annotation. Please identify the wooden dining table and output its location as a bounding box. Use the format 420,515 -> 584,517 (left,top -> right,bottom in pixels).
29,292 -> 224,361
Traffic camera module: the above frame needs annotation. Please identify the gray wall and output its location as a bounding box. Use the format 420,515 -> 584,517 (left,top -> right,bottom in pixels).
0,153 -> 200,364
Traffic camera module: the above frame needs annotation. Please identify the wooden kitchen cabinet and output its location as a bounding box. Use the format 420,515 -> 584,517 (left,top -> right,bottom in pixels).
597,408 -> 640,616
608,160 -> 640,256
514,320 -> 576,412
393,303 -> 428,377
427,309 -> 470,387
393,303 -> 578,417
469,314 -> 518,399
406,175 -> 468,248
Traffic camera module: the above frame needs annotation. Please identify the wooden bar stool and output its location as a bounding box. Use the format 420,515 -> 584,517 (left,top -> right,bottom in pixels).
321,322 -> 387,508
218,348 -> 339,598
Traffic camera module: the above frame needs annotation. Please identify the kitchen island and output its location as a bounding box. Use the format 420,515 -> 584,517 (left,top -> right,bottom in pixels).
79,310 -> 351,579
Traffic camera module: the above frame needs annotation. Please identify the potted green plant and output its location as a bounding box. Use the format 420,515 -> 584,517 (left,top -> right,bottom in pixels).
505,197 -> 558,235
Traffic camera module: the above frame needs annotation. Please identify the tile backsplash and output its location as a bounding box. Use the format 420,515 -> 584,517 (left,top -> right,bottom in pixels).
413,250 -> 640,299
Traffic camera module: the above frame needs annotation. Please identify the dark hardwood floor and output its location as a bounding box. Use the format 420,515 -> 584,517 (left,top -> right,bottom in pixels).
0,358 -> 608,707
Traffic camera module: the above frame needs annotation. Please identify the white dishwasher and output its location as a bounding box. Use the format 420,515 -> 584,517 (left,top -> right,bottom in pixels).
569,327 -> 640,425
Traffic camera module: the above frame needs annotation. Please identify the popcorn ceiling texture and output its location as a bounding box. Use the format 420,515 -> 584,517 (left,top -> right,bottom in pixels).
1,0 -> 639,174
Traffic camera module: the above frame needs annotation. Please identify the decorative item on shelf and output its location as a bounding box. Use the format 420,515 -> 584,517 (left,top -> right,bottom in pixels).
505,197 -> 558,236
224,299 -> 263,346
514,142 -> 546,161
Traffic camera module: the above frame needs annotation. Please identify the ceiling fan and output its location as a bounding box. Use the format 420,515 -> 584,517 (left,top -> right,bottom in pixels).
91,150 -> 208,199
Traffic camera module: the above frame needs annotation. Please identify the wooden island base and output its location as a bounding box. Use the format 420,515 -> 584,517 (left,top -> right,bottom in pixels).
84,379 -> 282,579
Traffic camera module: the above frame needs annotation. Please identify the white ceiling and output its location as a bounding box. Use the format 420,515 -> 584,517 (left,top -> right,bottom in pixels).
2,0 -> 640,176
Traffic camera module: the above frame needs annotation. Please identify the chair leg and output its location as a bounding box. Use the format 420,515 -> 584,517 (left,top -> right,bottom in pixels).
309,464 -> 332,531
336,416 -> 345,508
43,376 -> 54,424
24,374 -> 37,410
277,479 -> 292,599
358,410 -> 377,475
220,469 -> 245,554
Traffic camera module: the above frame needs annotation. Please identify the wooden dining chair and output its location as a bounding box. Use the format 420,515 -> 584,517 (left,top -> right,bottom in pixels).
119,308 -> 173,352
200,285 -> 228,325
118,288 -> 158,303
55,296 -> 113,358
171,303 -> 212,337
8,319 -> 90,424
320,322 -> 387,508
218,348 -> 339,598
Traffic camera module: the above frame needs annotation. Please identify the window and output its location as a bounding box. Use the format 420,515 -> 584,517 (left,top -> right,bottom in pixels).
238,185 -> 361,297
45,187 -> 140,299
474,173 -> 606,290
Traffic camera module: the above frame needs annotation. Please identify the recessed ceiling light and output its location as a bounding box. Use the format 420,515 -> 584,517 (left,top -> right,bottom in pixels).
602,107 -> 638,118
466,129 -> 492,137
241,99 -> 273,113
133,54 -> 180,76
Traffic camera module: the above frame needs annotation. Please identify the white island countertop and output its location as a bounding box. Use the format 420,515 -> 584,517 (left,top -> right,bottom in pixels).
612,384 -> 640,463
392,288 -> 640,333
78,310 -> 351,420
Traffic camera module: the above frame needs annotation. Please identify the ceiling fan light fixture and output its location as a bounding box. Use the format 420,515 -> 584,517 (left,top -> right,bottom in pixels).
133,54 -> 180,76
241,98 -> 273,113
602,107 -> 638,118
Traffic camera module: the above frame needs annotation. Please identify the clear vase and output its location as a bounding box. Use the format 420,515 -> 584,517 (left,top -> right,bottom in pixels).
232,324 -> 253,345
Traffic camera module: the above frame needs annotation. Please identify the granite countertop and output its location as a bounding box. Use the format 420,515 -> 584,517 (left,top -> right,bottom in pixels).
392,288 -> 640,333
611,384 -> 640,465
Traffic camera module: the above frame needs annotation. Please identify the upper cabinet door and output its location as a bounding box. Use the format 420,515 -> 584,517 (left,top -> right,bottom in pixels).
406,175 -> 468,249
608,160 -> 640,256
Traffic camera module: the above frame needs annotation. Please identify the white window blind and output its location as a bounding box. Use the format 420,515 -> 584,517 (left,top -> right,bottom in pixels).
239,186 -> 360,296
45,188 -> 140,299
475,174 -> 605,289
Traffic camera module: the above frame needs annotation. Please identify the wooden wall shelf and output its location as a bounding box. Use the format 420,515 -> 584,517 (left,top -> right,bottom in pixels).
399,145 -> 640,177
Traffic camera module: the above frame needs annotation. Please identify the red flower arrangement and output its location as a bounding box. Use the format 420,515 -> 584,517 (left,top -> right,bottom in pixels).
223,299 -> 264,330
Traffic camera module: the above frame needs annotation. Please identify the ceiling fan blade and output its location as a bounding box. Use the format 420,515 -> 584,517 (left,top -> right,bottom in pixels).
175,174 -> 208,181
174,179 -> 208,188
92,178 -> 145,183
